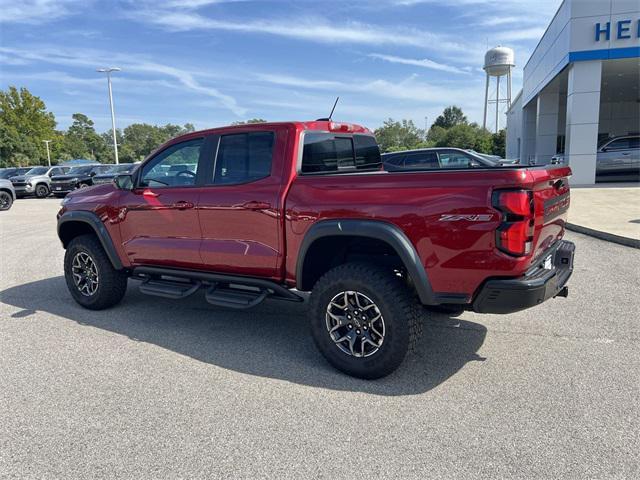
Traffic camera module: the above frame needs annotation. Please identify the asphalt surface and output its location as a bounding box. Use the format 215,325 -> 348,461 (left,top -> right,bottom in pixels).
1,199 -> 639,479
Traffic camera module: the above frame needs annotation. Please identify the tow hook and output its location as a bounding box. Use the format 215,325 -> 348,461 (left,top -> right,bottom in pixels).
555,286 -> 569,298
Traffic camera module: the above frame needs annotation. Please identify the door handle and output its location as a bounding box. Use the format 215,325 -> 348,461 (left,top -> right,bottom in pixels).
242,201 -> 270,210
173,200 -> 194,210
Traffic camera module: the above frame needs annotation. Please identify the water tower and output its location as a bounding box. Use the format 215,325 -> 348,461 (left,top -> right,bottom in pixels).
483,46 -> 515,133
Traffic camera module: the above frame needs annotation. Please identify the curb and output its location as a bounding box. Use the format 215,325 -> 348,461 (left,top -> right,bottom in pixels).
566,223 -> 640,249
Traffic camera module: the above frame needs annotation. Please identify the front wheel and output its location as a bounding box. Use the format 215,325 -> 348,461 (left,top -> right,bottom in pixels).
308,263 -> 421,379
35,183 -> 50,198
64,234 -> 128,310
0,191 -> 13,211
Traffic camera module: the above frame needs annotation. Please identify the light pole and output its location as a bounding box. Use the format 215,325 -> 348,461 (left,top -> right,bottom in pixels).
43,140 -> 52,167
97,67 -> 121,164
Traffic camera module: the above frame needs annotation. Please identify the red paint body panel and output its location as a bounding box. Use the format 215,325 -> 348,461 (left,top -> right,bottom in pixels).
118,186 -> 203,269
284,166 -> 571,295
59,121 -> 571,303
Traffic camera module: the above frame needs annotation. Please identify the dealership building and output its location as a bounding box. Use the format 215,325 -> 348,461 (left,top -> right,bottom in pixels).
506,0 -> 640,184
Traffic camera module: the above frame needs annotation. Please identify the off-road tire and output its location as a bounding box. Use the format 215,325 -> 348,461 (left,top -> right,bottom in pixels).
35,183 -> 50,198
64,234 -> 128,310
308,262 -> 421,379
0,191 -> 13,211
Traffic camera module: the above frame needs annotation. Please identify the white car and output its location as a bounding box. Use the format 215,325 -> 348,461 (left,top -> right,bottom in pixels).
0,179 -> 16,211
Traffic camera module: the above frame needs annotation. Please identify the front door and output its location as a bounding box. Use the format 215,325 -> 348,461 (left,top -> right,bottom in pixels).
118,137 -> 205,269
197,129 -> 285,279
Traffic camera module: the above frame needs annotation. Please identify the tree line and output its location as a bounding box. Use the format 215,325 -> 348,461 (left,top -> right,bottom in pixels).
1,86 -> 505,168
0,86 -> 197,167
374,106 -> 505,157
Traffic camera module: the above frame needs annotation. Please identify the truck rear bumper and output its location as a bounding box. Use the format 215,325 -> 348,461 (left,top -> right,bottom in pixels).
472,240 -> 575,314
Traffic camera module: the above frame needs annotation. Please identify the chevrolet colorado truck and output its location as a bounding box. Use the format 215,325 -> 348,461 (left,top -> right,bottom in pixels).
57,120 -> 574,378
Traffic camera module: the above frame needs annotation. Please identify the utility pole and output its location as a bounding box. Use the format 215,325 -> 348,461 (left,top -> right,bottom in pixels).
43,140 -> 52,167
97,67 -> 121,164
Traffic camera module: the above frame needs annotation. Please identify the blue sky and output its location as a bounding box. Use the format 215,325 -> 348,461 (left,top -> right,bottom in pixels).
0,0 -> 560,133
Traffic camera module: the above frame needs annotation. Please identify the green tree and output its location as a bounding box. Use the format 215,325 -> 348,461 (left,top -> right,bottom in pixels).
433,106 -> 467,129
374,118 -> 424,153
431,123 -> 492,153
62,113 -> 109,161
491,129 -> 506,157
0,86 -> 57,167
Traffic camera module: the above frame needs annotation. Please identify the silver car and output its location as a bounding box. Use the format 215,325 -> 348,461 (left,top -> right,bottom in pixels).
10,165 -> 70,198
0,178 -> 16,210
597,135 -> 640,180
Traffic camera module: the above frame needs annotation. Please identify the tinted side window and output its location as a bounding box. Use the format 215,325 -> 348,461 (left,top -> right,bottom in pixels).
353,135 -> 382,170
213,132 -> 274,185
607,139 -> 630,150
438,151 -> 473,169
404,152 -> 439,168
140,138 -> 203,187
630,137 -> 640,149
384,154 -> 404,166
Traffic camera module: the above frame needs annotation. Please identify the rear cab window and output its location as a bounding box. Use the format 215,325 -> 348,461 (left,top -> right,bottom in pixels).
301,133 -> 381,174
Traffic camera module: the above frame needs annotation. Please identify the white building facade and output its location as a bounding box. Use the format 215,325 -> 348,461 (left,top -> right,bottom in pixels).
506,0 -> 640,184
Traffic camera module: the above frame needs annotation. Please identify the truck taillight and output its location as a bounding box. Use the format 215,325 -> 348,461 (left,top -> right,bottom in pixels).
329,122 -> 354,133
493,189 -> 534,257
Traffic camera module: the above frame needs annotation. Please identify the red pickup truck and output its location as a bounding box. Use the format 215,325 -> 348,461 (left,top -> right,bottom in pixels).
57,120 -> 574,378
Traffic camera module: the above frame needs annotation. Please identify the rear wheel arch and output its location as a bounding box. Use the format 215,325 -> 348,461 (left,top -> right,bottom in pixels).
296,219 -> 436,305
58,212 -> 124,270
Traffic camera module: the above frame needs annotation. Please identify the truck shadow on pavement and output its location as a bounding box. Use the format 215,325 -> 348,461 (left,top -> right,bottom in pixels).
1,276 -> 487,396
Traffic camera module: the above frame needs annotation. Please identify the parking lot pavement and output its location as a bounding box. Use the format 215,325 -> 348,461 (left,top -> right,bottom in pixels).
1,199 -> 639,479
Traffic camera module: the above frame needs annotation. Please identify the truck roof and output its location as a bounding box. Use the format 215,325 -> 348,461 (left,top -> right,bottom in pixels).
173,120 -> 373,142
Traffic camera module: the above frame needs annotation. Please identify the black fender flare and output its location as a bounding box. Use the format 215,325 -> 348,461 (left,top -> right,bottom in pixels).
57,211 -> 124,270
296,219 -> 437,305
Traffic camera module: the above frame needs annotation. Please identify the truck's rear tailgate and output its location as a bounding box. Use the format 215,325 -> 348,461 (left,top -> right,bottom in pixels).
527,166 -> 571,262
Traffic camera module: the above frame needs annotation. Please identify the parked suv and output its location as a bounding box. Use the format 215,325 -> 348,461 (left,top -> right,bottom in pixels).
57,121 -> 574,379
91,163 -> 138,186
597,135 -> 640,181
10,165 -> 70,198
50,164 -> 111,197
0,167 -> 31,180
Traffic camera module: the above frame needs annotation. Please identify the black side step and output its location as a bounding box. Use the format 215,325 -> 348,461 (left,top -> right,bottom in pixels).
205,285 -> 268,309
139,278 -> 202,299
132,266 -> 304,303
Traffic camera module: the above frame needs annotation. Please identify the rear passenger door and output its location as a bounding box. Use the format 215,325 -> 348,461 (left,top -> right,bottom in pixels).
197,129 -> 286,279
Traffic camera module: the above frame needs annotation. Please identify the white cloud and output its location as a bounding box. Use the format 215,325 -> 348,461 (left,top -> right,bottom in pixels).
0,46 -> 247,116
368,53 -> 469,75
126,8 -> 482,60
0,0 -> 86,24
255,72 -> 481,106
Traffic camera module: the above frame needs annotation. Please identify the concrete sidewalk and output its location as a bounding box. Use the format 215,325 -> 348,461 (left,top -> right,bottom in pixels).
568,183 -> 640,247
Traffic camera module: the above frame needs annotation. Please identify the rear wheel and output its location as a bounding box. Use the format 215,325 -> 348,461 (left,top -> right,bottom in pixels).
35,183 -> 50,198
0,191 -> 13,211
309,263 -> 421,379
64,234 -> 128,310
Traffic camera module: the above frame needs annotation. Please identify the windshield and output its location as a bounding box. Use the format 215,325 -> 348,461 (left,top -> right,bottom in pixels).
0,169 -> 17,179
67,166 -> 96,175
26,167 -> 49,175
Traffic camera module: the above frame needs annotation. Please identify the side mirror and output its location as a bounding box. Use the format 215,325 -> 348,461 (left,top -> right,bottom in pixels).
114,174 -> 134,190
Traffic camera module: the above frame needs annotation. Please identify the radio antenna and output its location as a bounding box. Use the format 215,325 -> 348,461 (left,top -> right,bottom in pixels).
328,96 -> 340,120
